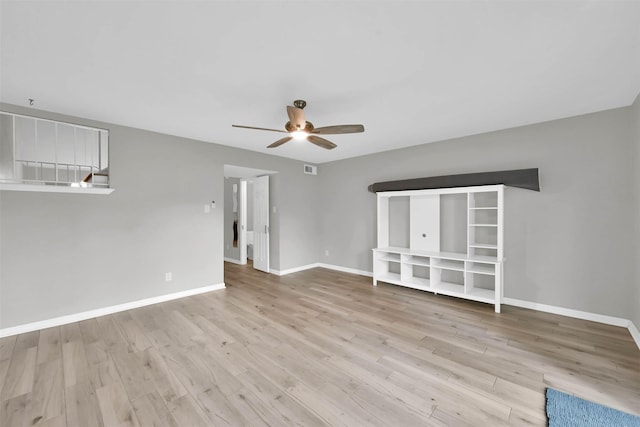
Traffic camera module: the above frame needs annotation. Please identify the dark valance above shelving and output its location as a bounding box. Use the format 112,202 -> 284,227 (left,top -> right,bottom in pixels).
368,168 -> 540,193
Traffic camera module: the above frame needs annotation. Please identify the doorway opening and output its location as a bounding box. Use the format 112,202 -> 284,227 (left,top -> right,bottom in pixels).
224,165 -> 277,273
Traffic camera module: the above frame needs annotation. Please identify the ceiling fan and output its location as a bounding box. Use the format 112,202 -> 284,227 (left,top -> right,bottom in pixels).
232,99 -> 364,150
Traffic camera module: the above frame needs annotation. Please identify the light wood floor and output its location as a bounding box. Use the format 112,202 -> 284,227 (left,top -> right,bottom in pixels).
1,263 -> 639,426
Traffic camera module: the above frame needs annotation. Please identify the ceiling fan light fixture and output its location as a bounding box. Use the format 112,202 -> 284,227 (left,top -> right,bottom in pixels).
233,100 -> 363,150
292,130 -> 308,140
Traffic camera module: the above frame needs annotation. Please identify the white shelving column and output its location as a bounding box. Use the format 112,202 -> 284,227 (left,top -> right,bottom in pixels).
373,194 -> 390,286
465,185 -> 504,312
497,186 -> 505,303
377,194 -> 389,249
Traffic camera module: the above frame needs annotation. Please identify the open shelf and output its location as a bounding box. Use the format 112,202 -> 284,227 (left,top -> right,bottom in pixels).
466,263 -> 495,275
403,277 -> 431,289
379,253 -> 401,262
466,287 -> 495,301
435,281 -> 464,295
377,272 -> 401,283
469,243 -> 498,250
432,259 -> 465,271
467,254 -> 499,263
404,255 -> 430,266
0,183 -> 114,195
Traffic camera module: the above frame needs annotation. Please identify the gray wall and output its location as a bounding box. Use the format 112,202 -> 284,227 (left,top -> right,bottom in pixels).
0,114 -> 13,180
319,107 -> 636,320
2,100 -> 638,329
0,103 -> 321,328
633,93 -> 640,331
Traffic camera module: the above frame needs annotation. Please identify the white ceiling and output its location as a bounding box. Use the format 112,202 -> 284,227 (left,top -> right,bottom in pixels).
1,1 -> 639,164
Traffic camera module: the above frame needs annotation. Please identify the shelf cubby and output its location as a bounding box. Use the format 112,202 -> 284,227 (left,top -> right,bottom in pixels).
466,287 -> 495,302
404,276 -> 431,289
380,253 -> 401,262
435,280 -> 465,295
378,272 -> 402,284
388,261 -> 401,274
411,264 -> 430,280
465,271 -> 496,302
469,208 -> 497,226
466,262 -> 496,275
469,191 -> 498,209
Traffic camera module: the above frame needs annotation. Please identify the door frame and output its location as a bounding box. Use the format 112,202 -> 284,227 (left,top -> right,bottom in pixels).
239,179 -> 247,264
252,174 -> 270,273
223,164 -> 277,272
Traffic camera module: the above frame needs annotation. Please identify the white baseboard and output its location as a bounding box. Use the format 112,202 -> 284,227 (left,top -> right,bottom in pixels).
503,297 -> 640,351
271,263 -> 320,276
502,297 -> 630,327
0,283 -> 226,338
224,257 -> 243,265
629,321 -> 640,350
316,263 -> 373,278
270,262 -> 373,278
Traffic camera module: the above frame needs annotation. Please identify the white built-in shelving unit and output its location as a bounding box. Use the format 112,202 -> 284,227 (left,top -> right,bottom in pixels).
373,185 -> 504,312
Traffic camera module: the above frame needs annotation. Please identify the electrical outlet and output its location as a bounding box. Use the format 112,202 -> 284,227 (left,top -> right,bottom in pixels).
165,272 -> 172,282
325,250 -> 329,257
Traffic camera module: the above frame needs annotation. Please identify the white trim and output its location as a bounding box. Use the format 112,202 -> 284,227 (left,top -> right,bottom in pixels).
317,263 -> 373,278
0,110 -> 109,132
0,183 -> 114,194
224,257 -> 243,265
503,297 -> 630,327
629,321 -> 640,350
270,262 -> 373,278
270,263 -> 320,276
0,283 -> 225,338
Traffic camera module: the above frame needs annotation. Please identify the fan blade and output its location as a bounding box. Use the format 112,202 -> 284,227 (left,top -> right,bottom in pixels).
286,106 -> 306,130
308,135 -> 337,150
312,124 -> 365,134
232,124 -> 287,133
267,136 -> 293,148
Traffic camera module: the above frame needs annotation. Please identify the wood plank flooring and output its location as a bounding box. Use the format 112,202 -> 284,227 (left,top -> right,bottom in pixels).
1,263 -> 639,426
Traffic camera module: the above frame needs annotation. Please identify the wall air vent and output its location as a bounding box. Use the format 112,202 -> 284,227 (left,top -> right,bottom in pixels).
303,164 -> 317,175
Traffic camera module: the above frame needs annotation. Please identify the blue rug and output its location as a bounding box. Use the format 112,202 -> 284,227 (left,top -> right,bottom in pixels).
546,388 -> 640,426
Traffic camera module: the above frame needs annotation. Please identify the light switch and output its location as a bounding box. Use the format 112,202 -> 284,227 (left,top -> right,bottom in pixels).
204,204 -> 211,213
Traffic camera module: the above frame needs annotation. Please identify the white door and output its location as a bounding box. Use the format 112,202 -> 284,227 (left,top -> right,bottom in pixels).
239,180 -> 247,265
410,194 -> 440,252
253,175 -> 269,272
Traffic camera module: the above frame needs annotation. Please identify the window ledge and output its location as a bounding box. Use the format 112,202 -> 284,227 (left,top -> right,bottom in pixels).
0,183 -> 114,195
